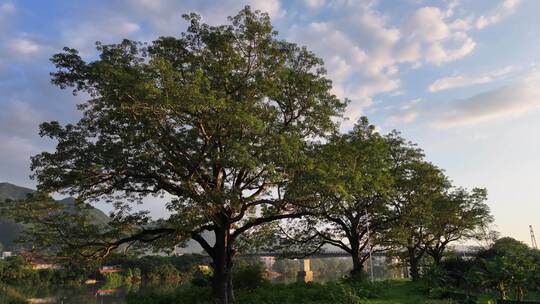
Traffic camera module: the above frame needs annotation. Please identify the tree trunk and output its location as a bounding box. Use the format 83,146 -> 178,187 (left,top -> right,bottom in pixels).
407,247 -> 420,281
350,253 -> 364,280
432,252 -> 442,265
516,285 -> 524,301
429,244 -> 445,265
211,226 -> 235,304
497,282 -> 508,300
349,239 -> 365,281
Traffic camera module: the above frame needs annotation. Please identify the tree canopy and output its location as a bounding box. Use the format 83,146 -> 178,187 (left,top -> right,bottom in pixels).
283,117 -> 394,276
27,7 -> 346,304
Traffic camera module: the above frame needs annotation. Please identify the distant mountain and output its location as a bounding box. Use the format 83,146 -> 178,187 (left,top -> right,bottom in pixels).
0,182 -> 34,202
0,182 -> 110,250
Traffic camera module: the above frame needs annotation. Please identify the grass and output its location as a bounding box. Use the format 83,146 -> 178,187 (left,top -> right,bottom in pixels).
360,281 -> 456,304
126,279 -> 540,303
128,282 -> 362,304
127,280 -> 459,304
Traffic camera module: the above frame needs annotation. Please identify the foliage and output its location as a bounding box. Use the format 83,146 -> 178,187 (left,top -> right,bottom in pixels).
104,254 -> 184,283
0,255 -> 95,285
310,257 -> 352,282
271,258 -> 298,282
126,280 -> 475,304
421,237 -> 540,302
0,4 -> 498,303
359,281 -> 457,304
127,282 -> 361,304
0,283 -> 27,304
384,131 -> 448,280
190,264 -> 214,287
232,258 -> 268,290
422,256 -> 476,292
283,117 -> 394,276
424,188 -> 492,264
101,272 -> 124,288
169,254 -> 206,272
475,237 -> 540,301
16,5 -> 345,304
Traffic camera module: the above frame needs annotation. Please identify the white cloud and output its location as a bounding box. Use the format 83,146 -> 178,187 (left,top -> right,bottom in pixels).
0,2 -> 15,14
10,38 -> 41,55
401,7 -> 476,65
62,18 -> 140,55
0,100 -> 44,138
383,98 -> 422,126
428,66 -> 515,92
249,0 -> 283,18
122,0 -> 283,36
288,1 -> 479,122
432,70 -> 540,128
386,111 -> 419,125
0,35 -> 50,61
476,0 -> 520,29
304,0 -> 325,9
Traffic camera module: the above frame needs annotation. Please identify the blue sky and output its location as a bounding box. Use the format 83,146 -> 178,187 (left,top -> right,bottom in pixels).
1,0 -> 540,244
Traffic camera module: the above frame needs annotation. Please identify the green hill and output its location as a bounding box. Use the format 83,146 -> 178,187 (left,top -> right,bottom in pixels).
0,182 -> 110,250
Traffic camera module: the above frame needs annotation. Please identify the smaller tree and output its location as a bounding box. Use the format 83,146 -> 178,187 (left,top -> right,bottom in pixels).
385,131 -> 449,281
476,237 -> 538,301
424,188 -> 493,265
284,117 -> 394,279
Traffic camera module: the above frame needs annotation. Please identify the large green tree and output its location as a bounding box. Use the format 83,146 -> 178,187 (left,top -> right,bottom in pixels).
424,187 -> 492,264
285,118 -> 394,278
384,132 -> 449,281
27,8 -> 345,304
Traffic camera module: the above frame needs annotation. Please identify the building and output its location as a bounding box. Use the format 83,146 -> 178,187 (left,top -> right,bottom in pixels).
1,251 -> 13,259
18,252 -> 62,270
99,265 -> 123,274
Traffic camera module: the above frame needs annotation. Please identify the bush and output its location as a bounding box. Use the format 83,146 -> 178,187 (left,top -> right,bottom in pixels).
190,265 -> 213,287
0,284 -> 27,304
127,286 -> 211,304
236,282 -> 361,304
127,282 -> 361,304
101,272 -> 124,289
233,259 -> 268,290
125,267 -> 142,284
346,280 -> 390,298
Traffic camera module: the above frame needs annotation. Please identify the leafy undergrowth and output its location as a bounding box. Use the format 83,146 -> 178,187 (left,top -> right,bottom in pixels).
360,281 -> 455,304
127,282 -> 361,304
126,279 -> 540,304
0,284 -> 27,304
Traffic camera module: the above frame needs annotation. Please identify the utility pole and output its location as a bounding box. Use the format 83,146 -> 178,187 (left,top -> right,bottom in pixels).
365,209 -> 374,282
530,225 -> 538,249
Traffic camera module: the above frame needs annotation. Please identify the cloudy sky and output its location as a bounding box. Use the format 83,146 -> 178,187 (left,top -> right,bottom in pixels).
1,0 -> 540,244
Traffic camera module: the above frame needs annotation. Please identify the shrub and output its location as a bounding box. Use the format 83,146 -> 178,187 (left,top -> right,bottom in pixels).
347,280 -> 390,298
233,259 -> 268,290
127,282 -> 361,304
0,284 -> 27,304
190,265 -> 213,287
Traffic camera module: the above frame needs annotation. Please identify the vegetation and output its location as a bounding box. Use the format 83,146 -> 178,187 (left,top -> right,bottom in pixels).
283,118 -> 394,276
8,6 -> 347,304
126,280 -> 475,304
0,182 -> 110,250
424,237 -> 540,302
0,283 -> 27,304
0,5 -> 531,304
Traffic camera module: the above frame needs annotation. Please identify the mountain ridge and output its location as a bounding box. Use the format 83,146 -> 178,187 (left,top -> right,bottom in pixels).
0,182 -> 110,250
